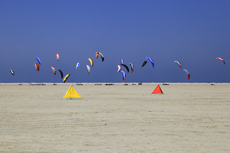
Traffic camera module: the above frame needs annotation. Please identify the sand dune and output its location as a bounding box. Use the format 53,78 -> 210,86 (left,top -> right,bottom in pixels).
0,83 -> 230,152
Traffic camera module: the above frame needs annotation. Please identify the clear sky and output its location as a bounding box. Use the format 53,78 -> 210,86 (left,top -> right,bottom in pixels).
1,0 -> 230,83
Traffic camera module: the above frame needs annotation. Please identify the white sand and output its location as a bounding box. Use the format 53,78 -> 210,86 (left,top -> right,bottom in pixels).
0,83 -> 230,152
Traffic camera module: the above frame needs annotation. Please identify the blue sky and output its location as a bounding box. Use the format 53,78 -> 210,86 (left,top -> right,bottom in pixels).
1,0 -> 230,83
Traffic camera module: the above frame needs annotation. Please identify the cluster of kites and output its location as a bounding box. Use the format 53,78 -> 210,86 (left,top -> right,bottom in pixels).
117,57 -> 154,82
32,52 -> 104,83
34,55 -> 65,82
9,54 -> 226,83
117,59 -> 134,82
173,61 -> 190,80
53,52 -> 103,82
118,57 -> 190,82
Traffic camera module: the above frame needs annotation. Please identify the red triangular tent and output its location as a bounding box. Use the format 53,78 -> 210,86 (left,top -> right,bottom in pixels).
152,84 -> 163,94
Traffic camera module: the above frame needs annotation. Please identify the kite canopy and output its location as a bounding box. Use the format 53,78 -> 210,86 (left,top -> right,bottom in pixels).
56,54 -> 60,61
145,57 -> 154,68
121,70 -> 126,83
174,61 -> 182,69
51,66 -> 56,75
120,59 -> 124,65
36,57 -> 41,65
86,65 -> 90,74
58,69 -> 63,79
129,62 -> 134,73
121,64 -> 129,73
142,61 -> 147,67
183,69 -> 190,80
95,52 -> 104,62
34,62 -> 40,71
76,62 -> 80,69
63,74 -> 70,83
117,65 -> 121,72
216,57 -> 225,64
88,58 -> 94,67
10,69 -> 15,75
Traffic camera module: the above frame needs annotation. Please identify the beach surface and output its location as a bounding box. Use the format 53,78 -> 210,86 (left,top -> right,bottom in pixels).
0,83 -> 230,153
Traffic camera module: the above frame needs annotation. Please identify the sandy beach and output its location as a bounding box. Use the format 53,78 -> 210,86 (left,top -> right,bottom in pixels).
0,83 -> 230,152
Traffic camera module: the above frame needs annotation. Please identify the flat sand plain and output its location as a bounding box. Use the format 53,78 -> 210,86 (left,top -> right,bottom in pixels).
0,83 -> 230,153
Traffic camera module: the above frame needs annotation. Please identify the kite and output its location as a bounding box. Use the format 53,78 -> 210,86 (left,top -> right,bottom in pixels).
216,57 -> 225,64
183,69 -> 190,80
10,69 -> 15,75
88,58 -> 94,67
121,64 -> 129,73
95,52 -> 104,62
34,62 -> 40,71
86,65 -> 90,74
36,57 -> 41,65
120,59 -> 124,65
51,66 -> 56,75
121,70 -> 126,83
117,65 -> 121,72
76,62 -> 80,69
174,61 -> 182,69
58,69 -> 63,79
142,61 -> 147,67
63,74 -> 70,83
56,54 -> 60,61
142,57 -> 154,68
129,62 -> 134,73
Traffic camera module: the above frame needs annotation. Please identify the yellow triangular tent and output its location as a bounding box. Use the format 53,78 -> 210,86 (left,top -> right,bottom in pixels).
63,84 -> 81,98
